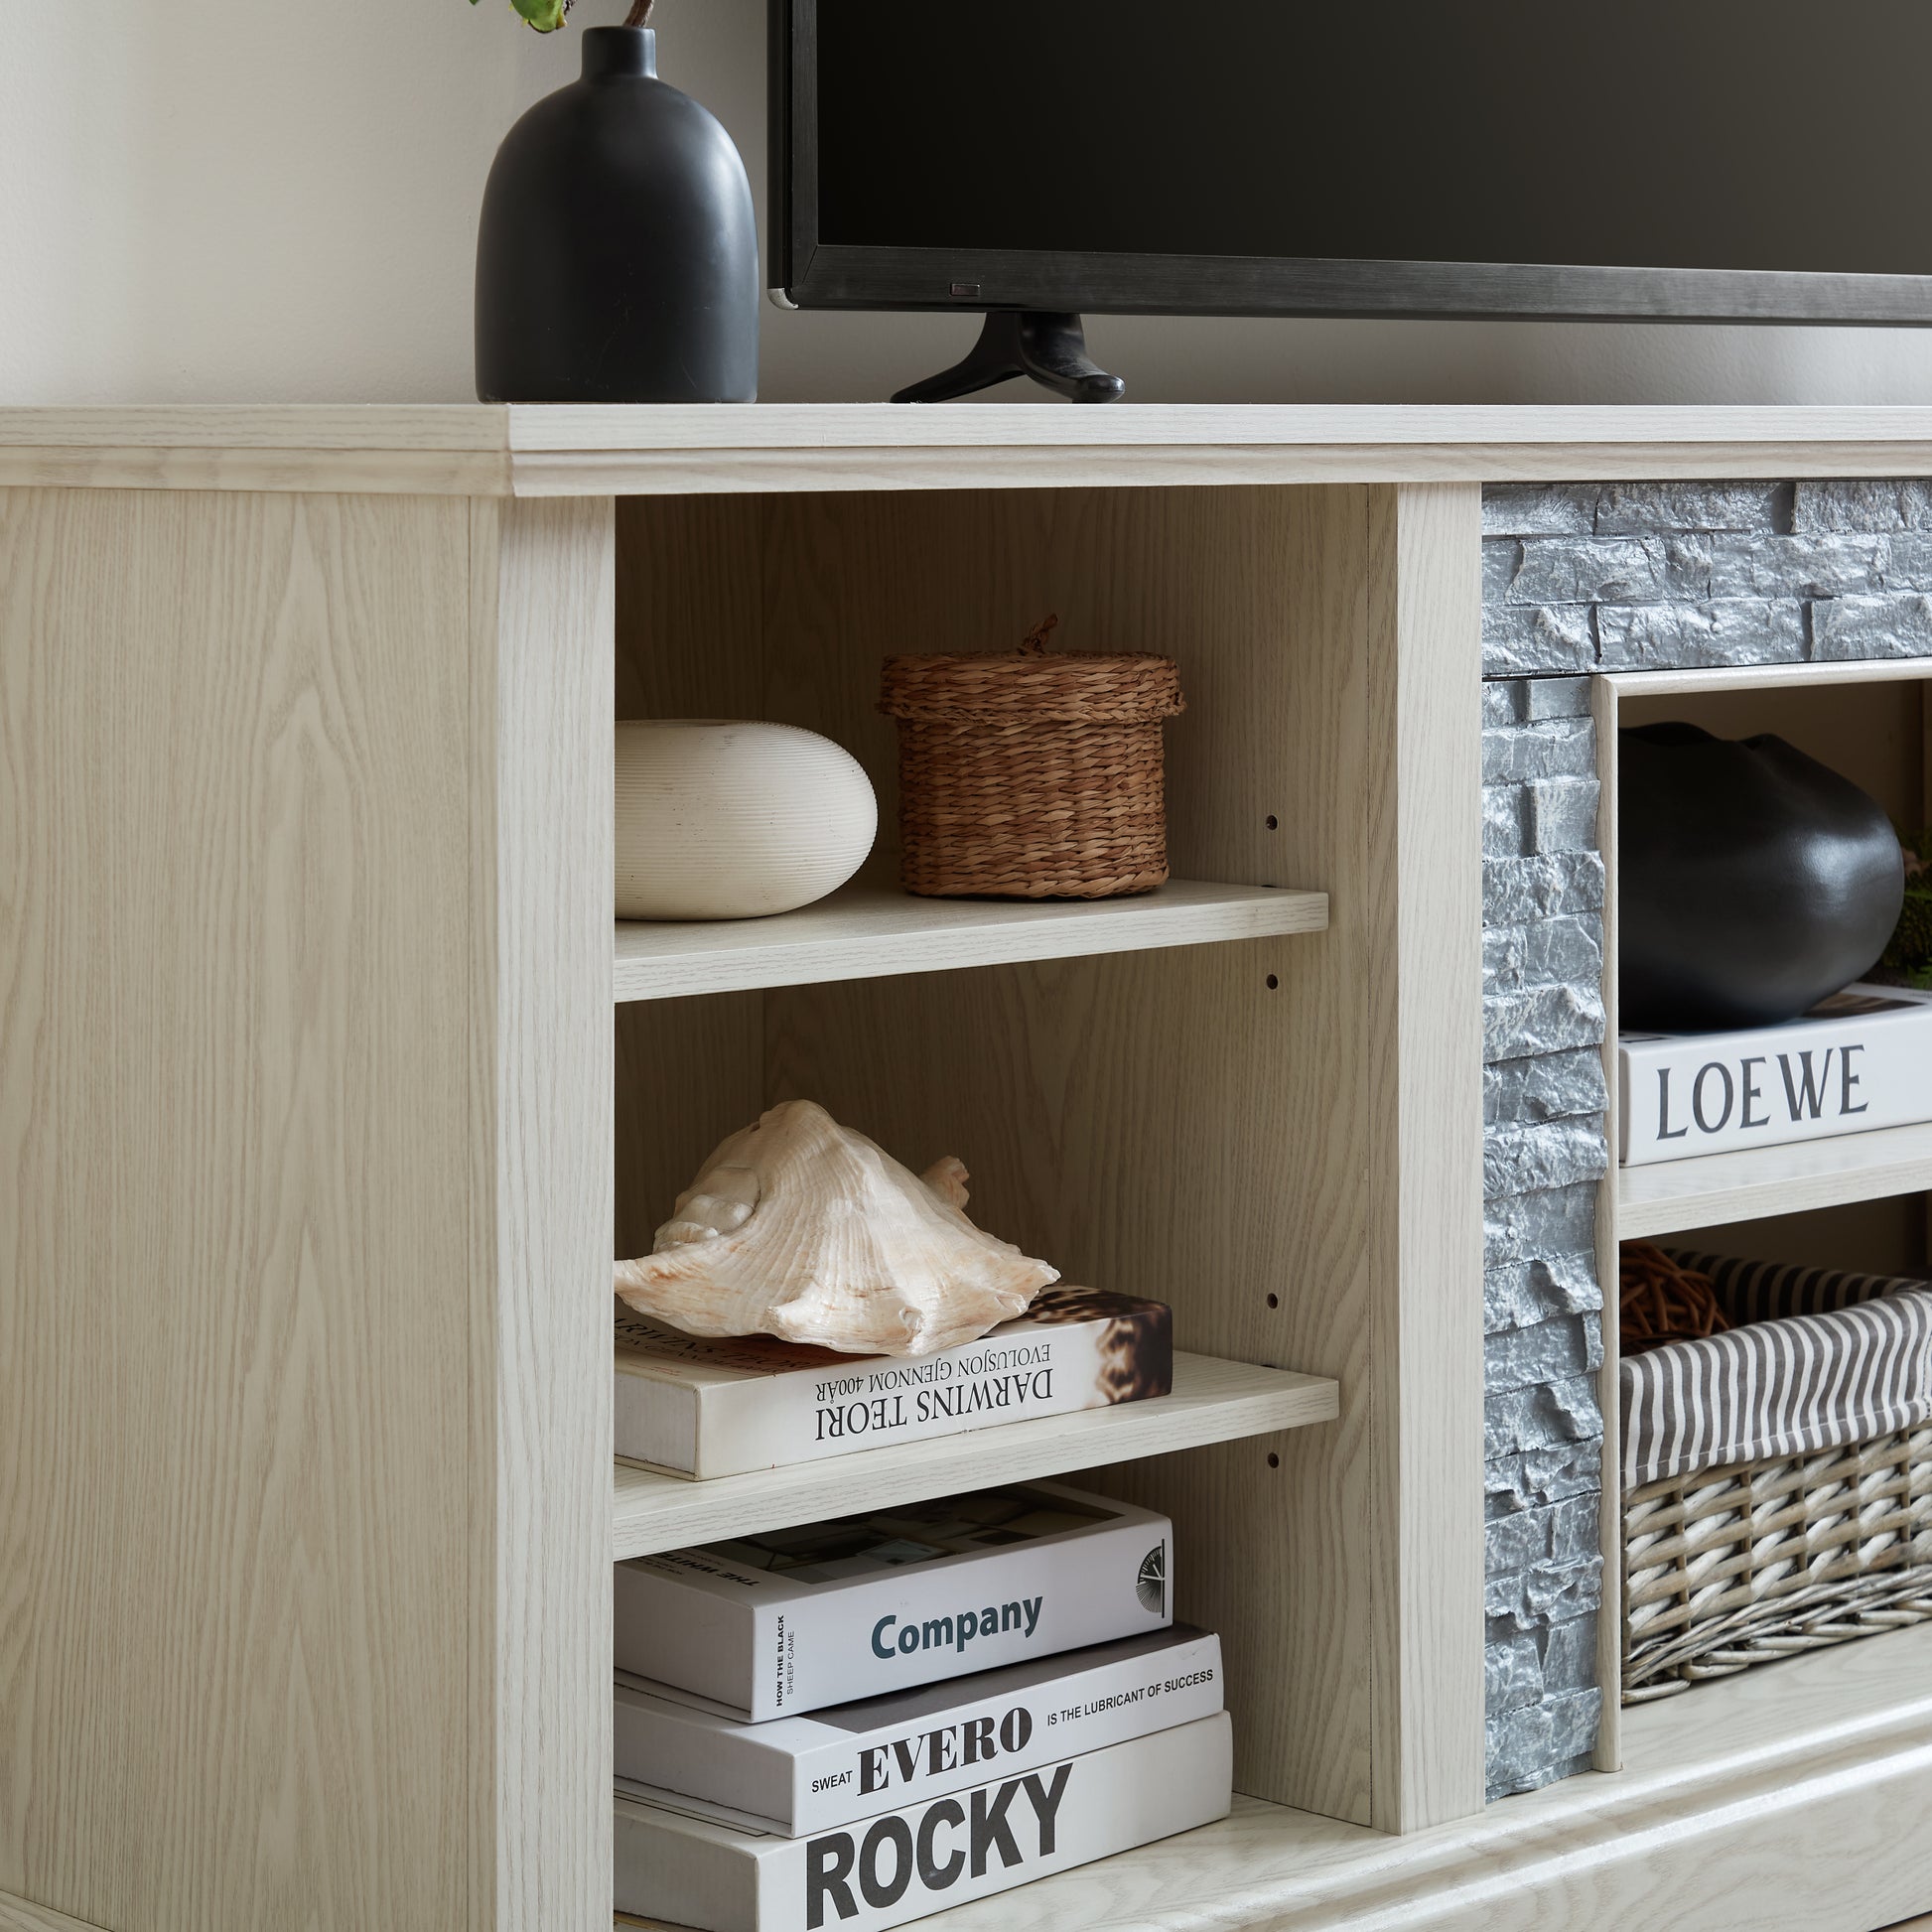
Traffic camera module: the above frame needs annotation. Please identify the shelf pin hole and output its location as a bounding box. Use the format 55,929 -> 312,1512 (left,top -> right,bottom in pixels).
1266,1293 -> 1280,1309
1267,1452 -> 1281,1469
1265,814 -> 1279,830
1266,973 -> 1280,990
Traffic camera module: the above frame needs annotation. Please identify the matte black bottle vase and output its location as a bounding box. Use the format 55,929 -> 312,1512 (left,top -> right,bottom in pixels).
476,27 -> 758,403
1620,723 -> 1904,1032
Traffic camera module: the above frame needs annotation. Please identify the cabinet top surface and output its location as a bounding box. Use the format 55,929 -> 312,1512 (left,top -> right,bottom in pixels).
10,402 -> 1932,496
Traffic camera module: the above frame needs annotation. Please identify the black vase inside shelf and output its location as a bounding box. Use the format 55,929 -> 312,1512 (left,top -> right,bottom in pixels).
476,26 -> 759,404
1619,723 -> 1904,1033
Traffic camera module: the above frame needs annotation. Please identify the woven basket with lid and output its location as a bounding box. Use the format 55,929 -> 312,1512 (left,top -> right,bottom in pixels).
879,619 -> 1185,899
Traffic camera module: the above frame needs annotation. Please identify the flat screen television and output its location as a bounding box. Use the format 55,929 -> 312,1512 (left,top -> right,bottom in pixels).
770,0 -> 1932,395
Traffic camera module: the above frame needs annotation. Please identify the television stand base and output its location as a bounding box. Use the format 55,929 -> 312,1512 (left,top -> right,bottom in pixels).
892,312 -> 1126,404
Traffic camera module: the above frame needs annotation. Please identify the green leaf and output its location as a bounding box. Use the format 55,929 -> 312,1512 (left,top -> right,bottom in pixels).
511,0 -> 571,28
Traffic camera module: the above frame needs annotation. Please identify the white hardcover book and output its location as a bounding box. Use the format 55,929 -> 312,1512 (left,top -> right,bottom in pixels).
615,1289 -> 1173,1480
614,1624 -> 1222,1835
614,1481 -> 1172,1720
1619,984 -> 1932,1167
613,1712 -> 1234,1932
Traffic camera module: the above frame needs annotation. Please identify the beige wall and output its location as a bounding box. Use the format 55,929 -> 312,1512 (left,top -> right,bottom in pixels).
9,0 -> 1932,406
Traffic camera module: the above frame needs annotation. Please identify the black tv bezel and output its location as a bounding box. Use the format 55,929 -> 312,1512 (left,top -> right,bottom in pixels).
770,0 -> 1932,328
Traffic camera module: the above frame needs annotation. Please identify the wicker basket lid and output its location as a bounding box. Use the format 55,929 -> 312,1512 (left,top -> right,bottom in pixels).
879,617 -> 1184,725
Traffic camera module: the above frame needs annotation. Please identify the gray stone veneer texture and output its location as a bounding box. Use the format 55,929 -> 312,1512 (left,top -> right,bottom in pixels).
1478,476 -> 1932,1799
1479,669 -> 1608,1799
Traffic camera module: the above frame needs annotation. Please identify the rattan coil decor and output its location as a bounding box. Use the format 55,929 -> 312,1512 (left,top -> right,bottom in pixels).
1623,1427 -> 1932,1703
879,617 -> 1185,899
1619,1243 -> 1731,1355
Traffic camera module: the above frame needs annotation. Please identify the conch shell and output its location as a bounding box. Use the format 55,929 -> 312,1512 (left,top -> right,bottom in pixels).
615,1100 -> 1058,1356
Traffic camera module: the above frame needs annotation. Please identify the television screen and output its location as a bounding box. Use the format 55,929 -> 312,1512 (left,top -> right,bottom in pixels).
773,0 -> 1932,321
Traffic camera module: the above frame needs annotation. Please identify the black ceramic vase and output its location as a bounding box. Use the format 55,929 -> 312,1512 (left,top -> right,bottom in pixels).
476,27 -> 758,403
1620,723 -> 1904,1033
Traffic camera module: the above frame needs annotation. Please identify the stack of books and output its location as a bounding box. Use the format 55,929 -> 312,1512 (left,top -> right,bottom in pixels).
1619,983 -> 1932,1166
612,1481 -> 1233,1931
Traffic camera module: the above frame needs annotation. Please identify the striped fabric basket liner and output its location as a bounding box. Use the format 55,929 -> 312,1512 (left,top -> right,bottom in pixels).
1621,1252 -> 1932,1704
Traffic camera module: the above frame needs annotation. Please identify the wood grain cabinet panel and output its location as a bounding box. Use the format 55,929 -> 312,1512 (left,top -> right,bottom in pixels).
0,489 -> 613,1932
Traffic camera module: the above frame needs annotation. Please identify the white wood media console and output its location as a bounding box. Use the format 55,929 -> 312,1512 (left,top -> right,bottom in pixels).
2,405 -> 1930,1932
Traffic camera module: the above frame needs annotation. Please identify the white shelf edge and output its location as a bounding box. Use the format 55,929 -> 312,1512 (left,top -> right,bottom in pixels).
505,402 -> 1932,456
27,405 -> 1932,500
1606,657 -> 1932,698
614,881 -> 1328,1004
1619,1118 -> 1932,1240
611,1352 -> 1337,1561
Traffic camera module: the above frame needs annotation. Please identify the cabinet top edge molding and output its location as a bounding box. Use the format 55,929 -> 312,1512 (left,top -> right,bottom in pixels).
14,403 -> 1932,496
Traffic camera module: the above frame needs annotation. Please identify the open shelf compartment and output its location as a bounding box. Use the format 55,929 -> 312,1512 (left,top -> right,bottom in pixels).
611,481 -> 1487,1842
1595,659 -> 1932,1773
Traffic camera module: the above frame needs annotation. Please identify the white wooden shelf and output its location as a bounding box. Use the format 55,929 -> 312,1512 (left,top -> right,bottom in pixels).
611,1351 -> 1337,1561
613,880 -> 1328,1003
1619,1120 -> 1932,1240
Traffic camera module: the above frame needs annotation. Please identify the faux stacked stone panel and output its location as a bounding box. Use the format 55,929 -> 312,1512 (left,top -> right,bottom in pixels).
1477,475 -> 1932,1799
1479,670 -> 1608,1798
1484,479 -> 1932,677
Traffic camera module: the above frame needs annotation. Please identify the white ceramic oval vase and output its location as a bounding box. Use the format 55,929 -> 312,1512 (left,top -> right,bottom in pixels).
616,720 -> 878,920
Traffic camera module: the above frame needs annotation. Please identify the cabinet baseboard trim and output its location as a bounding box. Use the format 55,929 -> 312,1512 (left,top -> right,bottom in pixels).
0,1890 -> 109,1932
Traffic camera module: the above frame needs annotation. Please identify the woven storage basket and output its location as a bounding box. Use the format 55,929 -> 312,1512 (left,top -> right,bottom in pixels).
1624,1429 -> 1932,1702
878,621 -> 1185,899
1620,1249 -> 1932,1703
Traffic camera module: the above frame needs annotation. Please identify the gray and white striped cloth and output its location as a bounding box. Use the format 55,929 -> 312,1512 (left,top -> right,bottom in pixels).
1620,1251 -> 1932,1489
